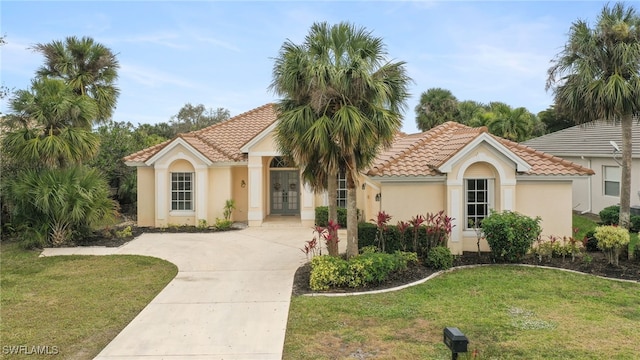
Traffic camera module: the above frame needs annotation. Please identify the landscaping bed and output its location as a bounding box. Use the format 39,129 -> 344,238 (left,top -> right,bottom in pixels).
292,250 -> 640,296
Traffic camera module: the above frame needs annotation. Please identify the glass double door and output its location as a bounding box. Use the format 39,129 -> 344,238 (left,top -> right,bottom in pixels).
270,170 -> 299,215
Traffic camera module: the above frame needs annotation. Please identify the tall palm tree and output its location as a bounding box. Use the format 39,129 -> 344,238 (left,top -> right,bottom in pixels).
34,36 -> 119,123
271,22 -> 410,257
415,87 -> 459,131
547,2 -> 640,229
485,102 -> 534,142
3,77 -> 99,168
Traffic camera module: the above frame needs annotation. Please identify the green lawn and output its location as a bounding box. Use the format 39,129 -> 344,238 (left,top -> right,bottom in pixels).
0,242 -> 177,360
284,266 -> 640,359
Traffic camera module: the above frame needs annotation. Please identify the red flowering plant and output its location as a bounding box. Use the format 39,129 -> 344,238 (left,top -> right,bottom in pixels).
409,214 -> 425,254
397,220 -> 410,251
371,211 -> 392,252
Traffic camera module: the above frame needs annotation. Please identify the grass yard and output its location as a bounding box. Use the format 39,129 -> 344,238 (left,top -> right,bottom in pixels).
284,266 -> 640,359
0,242 -> 177,359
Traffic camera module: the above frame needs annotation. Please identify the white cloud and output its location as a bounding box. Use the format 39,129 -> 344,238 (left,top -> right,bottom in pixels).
108,32 -> 188,50
119,63 -> 199,89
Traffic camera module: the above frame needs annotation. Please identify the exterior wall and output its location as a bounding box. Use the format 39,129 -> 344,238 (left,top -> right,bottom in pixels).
207,167 -> 233,223
379,182 -> 446,222
136,167 -> 155,227
564,156 -> 640,214
231,166 -> 249,221
516,180 -> 574,238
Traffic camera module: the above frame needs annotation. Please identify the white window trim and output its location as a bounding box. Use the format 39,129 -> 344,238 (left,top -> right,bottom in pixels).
170,172 -> 195,212
337,171 -> 347,208
603,165 -> 620,197
464,178 -> 494,230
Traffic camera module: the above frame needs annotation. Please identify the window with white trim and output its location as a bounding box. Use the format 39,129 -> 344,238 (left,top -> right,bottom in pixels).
465,178 -> 493,229
337,171 -> 347,208
603,166 -> 620,197
171,172 -> 194,211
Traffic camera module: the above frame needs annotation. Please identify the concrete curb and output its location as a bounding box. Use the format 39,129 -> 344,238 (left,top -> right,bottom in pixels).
304,263 -> 639,297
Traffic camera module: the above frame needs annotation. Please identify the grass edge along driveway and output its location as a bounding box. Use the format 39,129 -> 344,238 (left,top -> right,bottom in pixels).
284,266 -> 640,360
0,242 -> 177,360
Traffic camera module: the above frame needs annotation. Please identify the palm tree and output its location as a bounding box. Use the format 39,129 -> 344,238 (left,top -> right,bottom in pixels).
485,102 -> 534,142
34,36 -> 119,123
6,166 -> 116,246
271,22 -> 411,257
2,77 -> 99,168
415,88 -> 459,131
457,100 -> 486,126
547,2 -> 640,229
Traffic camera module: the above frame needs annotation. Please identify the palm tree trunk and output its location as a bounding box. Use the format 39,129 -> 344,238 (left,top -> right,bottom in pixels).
619,114 -> 632,231
346,157 -> 359,258
327,167 -> 339,256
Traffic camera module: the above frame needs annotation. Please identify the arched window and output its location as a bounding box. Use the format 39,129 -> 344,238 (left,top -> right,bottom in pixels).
270,156 -> 288,168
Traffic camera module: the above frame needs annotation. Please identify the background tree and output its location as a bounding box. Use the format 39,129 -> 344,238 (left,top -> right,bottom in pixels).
271,22 -> 410,257
456,100 -> 486,126
34,36 -> 119,123
547,2 -> 640,229
415,88 -> 459,131
169,103 -> 230,135
484,102 -> 535,142
537,105 -> 574,133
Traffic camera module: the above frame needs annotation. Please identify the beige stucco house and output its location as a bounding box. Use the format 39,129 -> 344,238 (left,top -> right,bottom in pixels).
524,121 -> 640,215
124,103 -> 594,254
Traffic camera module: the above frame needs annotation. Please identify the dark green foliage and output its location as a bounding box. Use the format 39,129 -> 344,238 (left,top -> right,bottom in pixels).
426,246 -> 454,270
583,230 -> 599,252
599,205 -> 640,232
482,210 -> 542,263
315,206 -> 347,227
357,222 -> 449,259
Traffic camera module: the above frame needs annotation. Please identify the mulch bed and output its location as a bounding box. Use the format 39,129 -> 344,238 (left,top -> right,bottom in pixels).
292,251 -> 640,296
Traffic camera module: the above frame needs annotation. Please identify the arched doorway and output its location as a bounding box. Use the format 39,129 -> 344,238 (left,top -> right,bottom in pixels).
269,157 -> 299,215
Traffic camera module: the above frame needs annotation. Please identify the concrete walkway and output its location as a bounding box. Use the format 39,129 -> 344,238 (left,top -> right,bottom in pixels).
41,227 -> 322,360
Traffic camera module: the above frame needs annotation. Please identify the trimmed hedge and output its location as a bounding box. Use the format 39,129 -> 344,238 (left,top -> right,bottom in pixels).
315,206 -> 347,227
357,222 -> 449,259
482,210 -> 542,263
598,205 -> 640,232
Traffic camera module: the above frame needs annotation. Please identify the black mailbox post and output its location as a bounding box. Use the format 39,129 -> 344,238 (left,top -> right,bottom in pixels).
443,327 -> 468,360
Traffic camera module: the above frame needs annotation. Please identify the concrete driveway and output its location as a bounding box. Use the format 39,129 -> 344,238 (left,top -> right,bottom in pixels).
42,227 -> 318,359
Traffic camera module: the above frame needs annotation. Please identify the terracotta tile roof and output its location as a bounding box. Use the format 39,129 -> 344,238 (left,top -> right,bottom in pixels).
124,103 -> 278,164
368,121 -> 594,177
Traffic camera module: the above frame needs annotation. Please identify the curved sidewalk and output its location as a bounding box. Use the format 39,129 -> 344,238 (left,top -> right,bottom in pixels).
42,227 -> 315,360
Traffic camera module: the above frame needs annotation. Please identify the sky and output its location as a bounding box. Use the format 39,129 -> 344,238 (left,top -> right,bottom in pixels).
1,1 -> 611,134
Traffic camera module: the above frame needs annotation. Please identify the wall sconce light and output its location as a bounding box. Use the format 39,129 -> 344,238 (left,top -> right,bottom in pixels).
241,180 -> 246,188
375,193 -> 381,202
362,183 -> 366,190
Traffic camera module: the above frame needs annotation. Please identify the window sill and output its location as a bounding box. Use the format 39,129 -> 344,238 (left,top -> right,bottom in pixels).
169,210 -> 195,217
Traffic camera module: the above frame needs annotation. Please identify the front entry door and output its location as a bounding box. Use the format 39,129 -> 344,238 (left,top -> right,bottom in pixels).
270,170 -> 299,215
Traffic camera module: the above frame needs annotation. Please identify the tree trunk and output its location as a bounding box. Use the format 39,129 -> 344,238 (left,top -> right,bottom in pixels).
345,158 -> 359,258
327,167 -> 339,256
619,114 -> 632,231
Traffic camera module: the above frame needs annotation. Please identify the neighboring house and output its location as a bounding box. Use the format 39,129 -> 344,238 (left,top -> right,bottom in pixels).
124,104 -> 593,254
523,121 -> 640,215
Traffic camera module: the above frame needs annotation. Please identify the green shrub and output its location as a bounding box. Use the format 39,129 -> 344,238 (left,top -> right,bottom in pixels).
214,218 -> 233,231
309,251 -> 417,291
115,226 -> 133,238
357,222 -> 450,258
599,205 -> 640,232
594,225 -> 630,266
309,256 -> 349,290
482,210 -> 542,263
315,206 -> 347,227
426,246 -> 454,270
599,205 -> 620,225
583,230 -> 599,252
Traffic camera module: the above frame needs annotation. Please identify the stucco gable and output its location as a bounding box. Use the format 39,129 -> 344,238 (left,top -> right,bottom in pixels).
145,138 -> 213,168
